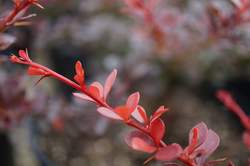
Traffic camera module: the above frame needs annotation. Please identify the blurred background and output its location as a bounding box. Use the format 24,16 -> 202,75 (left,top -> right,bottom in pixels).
0,0 -> 250,165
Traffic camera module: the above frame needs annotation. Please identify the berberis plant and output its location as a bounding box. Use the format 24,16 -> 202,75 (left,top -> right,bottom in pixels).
10,50 -> 233,166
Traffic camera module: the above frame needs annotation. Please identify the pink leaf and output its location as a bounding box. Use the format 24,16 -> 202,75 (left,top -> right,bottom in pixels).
189,122 -> 208,147
151,106 -> 168,122
150,118 -> 165,145
73,93 -> 95,103
97,107 -> 122,120
196,129 -> 220,160
104,69 -> 117,100
125,130 -> 156,153
90,82 -> 104,99
132,105 -> 148,124
126,92 -> 140,112
155,144 -> 183,161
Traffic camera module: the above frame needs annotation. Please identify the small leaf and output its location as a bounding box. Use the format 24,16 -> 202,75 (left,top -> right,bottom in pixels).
189,122 -> 208,148
151,106 -> 168,122
74,61 -> 85,86
89,82 -> 104,99
10,55 -> 22,63
149,118 -> 165,145
155,144 -> 183,161
132,105 -> 148,124
125,130 -> 156,153
126,92 -> 140,111
186,128 -> 198,154
97,107 -> 122,120
27,66 -> 47,76
196,129 -> 220,159
0,33 -> 16,50
104,69 -> 117,100
73,93 -> 95,103
114,105 -> 133,121
14,0 -> 21,6
19,49 -> 31,61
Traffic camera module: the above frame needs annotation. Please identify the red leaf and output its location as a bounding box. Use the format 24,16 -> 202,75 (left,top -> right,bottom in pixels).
151,106 -> 168,123
125,130 -> 156,153
114,105 -> 133,121
89,82 -> 103,99
97,107 -> 122,120
186,127 -> 198,154
10,55 -> 23,63
155,144 -> 183,161
27,66 -> 47,76
103,69 -> 117,100
14,0 -> 21,6
126,92 -> 140,112
88,85 -> 101,99
74,61 -> 85,86
132,105 -> 148,124
149,118 -> 165,145
19,49 -> 30,61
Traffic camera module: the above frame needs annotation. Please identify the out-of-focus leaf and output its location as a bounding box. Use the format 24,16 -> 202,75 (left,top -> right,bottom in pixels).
155,143 -> 183,161
149,118 -> 165,145
0,33 -> 16,50
125,130 -> 156,153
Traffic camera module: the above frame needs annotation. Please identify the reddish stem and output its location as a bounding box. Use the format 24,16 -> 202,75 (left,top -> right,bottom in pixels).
0,1 -> 33,32
217,90 -> 250,131
178,156 -> 195,166
30,62 -> 111,108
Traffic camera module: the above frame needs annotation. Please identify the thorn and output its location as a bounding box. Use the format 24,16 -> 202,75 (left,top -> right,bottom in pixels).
33,2 -> 44,9
20,13 -> 37,20
143,155 -> 155,165
33,75 -> 49,87
14,21 -> 32,26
